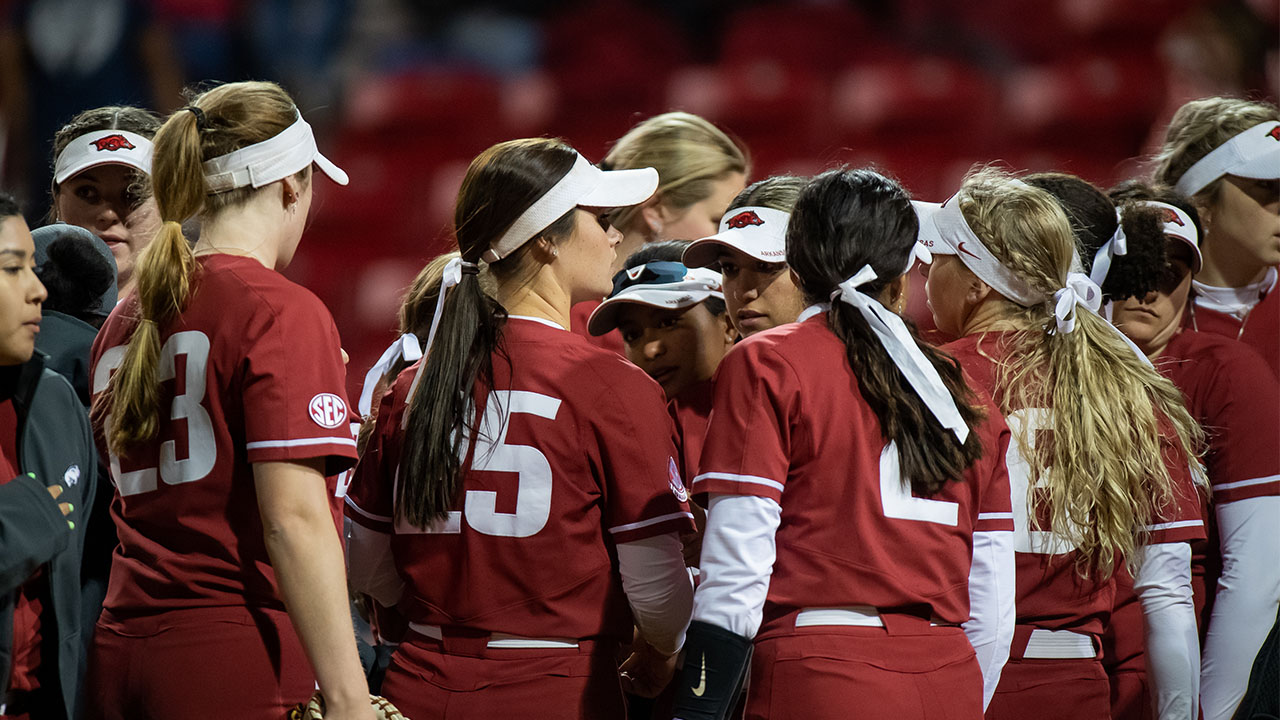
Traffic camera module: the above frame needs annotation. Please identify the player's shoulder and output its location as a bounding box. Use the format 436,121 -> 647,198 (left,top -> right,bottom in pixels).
1166,329 -> 1276,384
723,317 -> 831,372
196,255 -> 329,319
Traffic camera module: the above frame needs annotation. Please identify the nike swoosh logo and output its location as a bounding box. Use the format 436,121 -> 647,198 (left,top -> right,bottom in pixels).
692,653 -> 707,697
956,241 -> 980,260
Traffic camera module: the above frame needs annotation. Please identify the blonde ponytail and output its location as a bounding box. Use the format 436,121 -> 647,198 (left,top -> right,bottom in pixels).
959,169 -> 1204,577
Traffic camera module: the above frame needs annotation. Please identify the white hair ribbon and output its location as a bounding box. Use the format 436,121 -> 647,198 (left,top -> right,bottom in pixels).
1088,209 -> 1128,287
830,265 -> 970,443
403,256 -> 474,425
1052,273 -> 1102,334
357,333 -> 423,417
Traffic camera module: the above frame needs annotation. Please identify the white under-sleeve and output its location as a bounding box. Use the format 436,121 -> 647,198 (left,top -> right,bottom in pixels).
1135,541 -> 1199,720
618,531 -> 695,655
691,493 -> 782,639
964,529 -> 1016,710
346,520 -> 404,607
1201,495 -> 1280,720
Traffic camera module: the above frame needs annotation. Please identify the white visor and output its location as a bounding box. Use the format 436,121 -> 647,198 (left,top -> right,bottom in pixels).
924,194 -> 1043,307
588,266 -> 723,336
683,206 -> 791,268
1175,120 -> 1280,197
54,130 -> 153,184
1139,200 -> 1202,271
203,110 -> 348,194
483,153 -> 658,263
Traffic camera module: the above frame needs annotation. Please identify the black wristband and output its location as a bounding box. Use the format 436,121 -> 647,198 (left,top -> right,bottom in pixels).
671,620 -> 754,720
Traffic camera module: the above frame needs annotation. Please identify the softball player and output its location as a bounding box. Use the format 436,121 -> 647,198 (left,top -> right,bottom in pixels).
921,169 -> 1206,720
48,106 -> 162,299
345,138 -> 696,719
86,82 -> 371,720
673,168 -> 1016,720
1099,182 -> 1280,720
682,176 -> 810,338
1154,97 -> 1280,376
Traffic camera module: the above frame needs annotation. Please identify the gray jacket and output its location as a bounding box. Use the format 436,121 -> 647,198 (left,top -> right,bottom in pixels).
0,354 -> 97,720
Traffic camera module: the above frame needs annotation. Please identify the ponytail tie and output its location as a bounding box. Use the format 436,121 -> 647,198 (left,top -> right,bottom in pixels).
181,106 -> 210,130
402,257 -> 479,423
1052,273 -> 1102,334
357,333 -> 423,418
831,265 -> 970,443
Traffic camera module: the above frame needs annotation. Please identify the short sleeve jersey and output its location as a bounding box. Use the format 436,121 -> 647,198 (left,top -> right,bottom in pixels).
669,379 -> 714,482
944,332 -> 1206,637
693,315 -> 1014,631
345,317 -> 694,642
89,256 -> 357,615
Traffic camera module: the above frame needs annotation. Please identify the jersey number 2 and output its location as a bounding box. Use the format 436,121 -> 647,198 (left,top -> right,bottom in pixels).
879,441 -> 959,526
398,390 -> 561,539
93,332 -> 217,496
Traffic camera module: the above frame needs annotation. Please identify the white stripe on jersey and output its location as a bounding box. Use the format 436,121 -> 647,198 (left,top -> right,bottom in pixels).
246,436 -> 358,450
344,495 -> 392,524
977,512 -> 1014,521
609,511 -> 696,535
692,471 -> 785,493
1211,474 -> 1280,492
1144,519 -> 1204,532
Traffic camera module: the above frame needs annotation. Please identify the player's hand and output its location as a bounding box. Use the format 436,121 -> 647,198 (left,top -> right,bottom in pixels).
620,639 -> 678,698
44,478 -> 74,529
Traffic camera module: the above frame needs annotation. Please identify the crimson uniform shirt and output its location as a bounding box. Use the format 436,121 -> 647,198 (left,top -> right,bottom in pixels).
1238,288 -> 1280,379
669,379 -> 713,482
1106,329 -> 1280,674
345,316 -> 694,642
1186,271 -> 1279,379
693,315 -> 1014,632
89,255 -> 357,615
945,332 -> 1206,639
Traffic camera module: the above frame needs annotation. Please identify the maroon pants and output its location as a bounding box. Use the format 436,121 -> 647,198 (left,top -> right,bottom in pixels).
746,623 -> 983,720
382,630 -> 625,720
986,658 -> 1112,720
84,606 -> 315,720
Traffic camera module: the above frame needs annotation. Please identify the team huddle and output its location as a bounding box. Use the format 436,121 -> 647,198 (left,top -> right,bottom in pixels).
0,79 -> 1276,720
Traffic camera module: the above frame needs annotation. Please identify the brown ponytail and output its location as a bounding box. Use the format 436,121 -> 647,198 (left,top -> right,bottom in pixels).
101,81 -> 303,456
397,138 -> 578,528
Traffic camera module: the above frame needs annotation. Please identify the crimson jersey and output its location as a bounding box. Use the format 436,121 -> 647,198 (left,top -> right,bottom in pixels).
945,332 -> 1206,638
89,255 -> 357,615
1187,284 -> 1279,379
693,315 -> 1014,630
669,379 -> 713,482
1106,329 -> 1280,679
345,317 -> 694,642
570,300 -> 625,355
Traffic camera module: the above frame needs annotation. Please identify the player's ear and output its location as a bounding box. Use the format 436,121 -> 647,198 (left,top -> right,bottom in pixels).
279,176 -> 300,210
718,310 -> 738,346
638,195 -> 666,239
883,275 -> 908,313
529,235 -> 559,264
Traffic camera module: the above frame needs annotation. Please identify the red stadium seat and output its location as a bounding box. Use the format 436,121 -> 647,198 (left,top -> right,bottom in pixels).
720,3 -> 876,73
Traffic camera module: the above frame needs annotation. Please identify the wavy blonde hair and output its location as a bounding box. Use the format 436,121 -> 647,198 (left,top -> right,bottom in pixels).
1153,97 -> 1280,203
603,111 -> 748,235
960,168 -> 1204,577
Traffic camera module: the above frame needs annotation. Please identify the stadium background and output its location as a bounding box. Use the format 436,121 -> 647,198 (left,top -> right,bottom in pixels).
2,0 -> 1277,399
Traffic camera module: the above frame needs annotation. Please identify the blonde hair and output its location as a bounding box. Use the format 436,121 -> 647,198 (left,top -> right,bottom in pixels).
603,111 -> 748,234
960,168 -> 1204,577
1154,97 -> 1280,202
102,81 -> 309,456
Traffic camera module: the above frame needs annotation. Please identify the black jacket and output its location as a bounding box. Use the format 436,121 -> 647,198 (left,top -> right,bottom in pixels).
0,354 -> 97,720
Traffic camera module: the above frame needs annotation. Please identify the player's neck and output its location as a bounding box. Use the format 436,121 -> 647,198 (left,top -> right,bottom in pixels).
195,199 -> 288,270
1197,242 -> 1268,289
495,269 -> 572,330
961,296 -> 1023,335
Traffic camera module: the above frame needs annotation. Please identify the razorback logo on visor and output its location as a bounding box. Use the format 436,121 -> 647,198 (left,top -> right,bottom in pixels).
308,393 -> 348,429
956,241 -> 981,260
91,134 -> 136,152
1268,126 -> 1280,141
1162,208 -> 1186,227
668,457 -> 688,503
725,211 -> 765,229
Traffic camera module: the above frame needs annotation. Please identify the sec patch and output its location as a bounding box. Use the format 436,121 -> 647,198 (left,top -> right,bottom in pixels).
668,457 -> 688,502
309,393 -> 348,429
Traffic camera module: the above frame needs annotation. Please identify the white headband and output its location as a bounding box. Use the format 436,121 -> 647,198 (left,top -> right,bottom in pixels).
683,206 -> 792,267
831,265 -> 969,443
358,333 -> 423,418
930,194 -> 1043,306
54,129 -> 153,184
482,153 -> 659,263
202,110 -> 348,194
1088,208 -> 1129,288
1175,120 -> 1280,196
